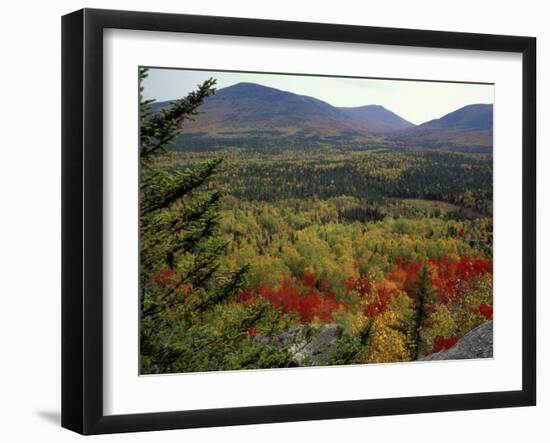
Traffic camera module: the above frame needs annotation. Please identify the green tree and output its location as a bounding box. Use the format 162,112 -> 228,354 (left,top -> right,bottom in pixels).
139,68 -> 292,373
411,264 -> 435,359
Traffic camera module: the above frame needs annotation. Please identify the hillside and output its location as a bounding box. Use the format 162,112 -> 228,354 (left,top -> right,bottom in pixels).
154,82 -> 414,134
152,84 -> 492,152
177,82 -> 357,134
152,82 -> 415,150
339,104 -> 414,132
389,104 -> 493,152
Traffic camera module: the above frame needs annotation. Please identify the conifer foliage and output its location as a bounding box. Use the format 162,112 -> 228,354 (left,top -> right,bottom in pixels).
139,69 -> 292,373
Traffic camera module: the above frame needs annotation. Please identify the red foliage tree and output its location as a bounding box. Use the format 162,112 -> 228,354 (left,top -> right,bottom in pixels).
474,303 -> 493,320
429,256 -> 492,304
385,255 -> 492,304
240,273 -> 345,323
431,335 -> 459,354
386,257 -> 422,297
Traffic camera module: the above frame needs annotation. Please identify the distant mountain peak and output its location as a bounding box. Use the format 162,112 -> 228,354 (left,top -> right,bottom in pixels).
339,104 -> 414,132
227,81 -> 265,89
422,103 -> 493,130
389,103 -> 493,152
217,82 -> 293,99
350,104 -> 386,110
225,82 -> 274,90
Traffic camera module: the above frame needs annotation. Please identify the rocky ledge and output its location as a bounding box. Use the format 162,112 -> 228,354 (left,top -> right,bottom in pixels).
421,321 -> 493,361
257,324 -> 341,366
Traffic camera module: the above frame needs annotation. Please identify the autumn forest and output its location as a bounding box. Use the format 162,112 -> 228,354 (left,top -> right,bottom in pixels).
139,69 -> 494,374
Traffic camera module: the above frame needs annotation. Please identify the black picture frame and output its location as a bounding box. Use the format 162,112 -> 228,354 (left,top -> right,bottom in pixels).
61,8 -> 536,435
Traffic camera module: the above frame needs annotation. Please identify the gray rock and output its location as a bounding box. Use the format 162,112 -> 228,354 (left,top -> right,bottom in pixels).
257,324 -> 341,366
291,324 -> 341,365
421,321 -> 493,361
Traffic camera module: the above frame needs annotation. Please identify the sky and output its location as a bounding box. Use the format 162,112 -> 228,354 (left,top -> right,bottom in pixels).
142,68 -> 494,125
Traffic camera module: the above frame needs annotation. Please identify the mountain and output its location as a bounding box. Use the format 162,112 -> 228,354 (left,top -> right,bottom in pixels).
151,83 -> 415,150
390,104 -> 493,152
418,104 -> 493,131
151,84 -> 492,152
339,105 -> 414,132
174,82 -> 359,135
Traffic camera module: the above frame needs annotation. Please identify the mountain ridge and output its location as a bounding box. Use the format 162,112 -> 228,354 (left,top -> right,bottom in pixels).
153,82 -> 415,135
339,104 -> 414,132
151,82 -> 492,152
389,103 -> 493,152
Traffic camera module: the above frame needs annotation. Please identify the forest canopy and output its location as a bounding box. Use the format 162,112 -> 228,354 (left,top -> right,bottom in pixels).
139,70 -> 493,373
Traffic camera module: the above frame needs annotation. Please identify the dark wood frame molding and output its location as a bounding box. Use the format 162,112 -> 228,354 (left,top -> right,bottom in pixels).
62,8 -> 536,434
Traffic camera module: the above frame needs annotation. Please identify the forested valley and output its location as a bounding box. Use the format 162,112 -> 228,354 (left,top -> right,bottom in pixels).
139,72 -> 493,374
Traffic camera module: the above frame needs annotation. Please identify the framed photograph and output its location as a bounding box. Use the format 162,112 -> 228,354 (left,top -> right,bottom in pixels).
62,8 -> 536,435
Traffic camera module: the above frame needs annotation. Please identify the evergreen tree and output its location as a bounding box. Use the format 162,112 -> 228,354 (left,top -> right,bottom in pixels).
411,263 -> 435,359
139,68 -> 292,373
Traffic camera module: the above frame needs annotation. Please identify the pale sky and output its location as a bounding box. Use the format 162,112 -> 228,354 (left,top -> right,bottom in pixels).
142,68 -> 494,125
